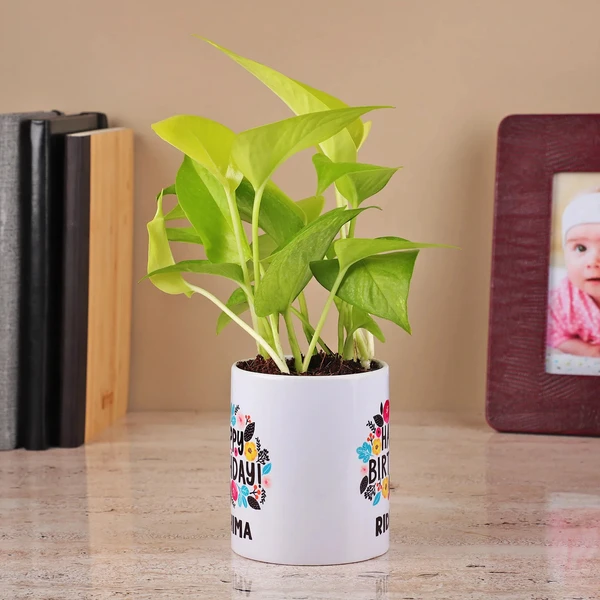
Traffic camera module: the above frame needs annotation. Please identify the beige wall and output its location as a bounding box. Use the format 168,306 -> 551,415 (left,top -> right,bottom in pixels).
3,0 -> 600,416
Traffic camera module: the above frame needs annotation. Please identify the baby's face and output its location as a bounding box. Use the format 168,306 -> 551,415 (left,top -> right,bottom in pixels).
565,223 -> 600,300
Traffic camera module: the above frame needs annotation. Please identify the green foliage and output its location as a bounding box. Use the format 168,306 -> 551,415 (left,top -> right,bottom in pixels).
200,37 -> 364,160
334,236 -> 446,270
254,208 -> 367,317
145,37 -> 449,373
146,190 -> 193,297
176,156 -> 248,264
296,195 -> 325,223
235,178 -> 305,246
312,154 -> 400,207
152,115 -> 241,189
231,106 -> 388,191
311,251 -> 419,333
217,288 -> 250,334
145,260 -> 246,286
166,227 -> 203,245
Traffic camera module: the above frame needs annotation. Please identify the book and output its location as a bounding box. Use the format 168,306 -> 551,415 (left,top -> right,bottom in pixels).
60,128 -> 134,447
0,111 -> 60,450
19,113 -> 108,451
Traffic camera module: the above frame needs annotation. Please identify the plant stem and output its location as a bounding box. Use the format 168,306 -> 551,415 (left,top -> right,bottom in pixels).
258,262 -> 286,364
366,330 -> 375,356
355,329 -> 371,368
268,313 -> 286,362
333,185 -> 355,350
298,292 -> 310,322
283,309 -> 303,373
290,307 -> 332,354
298,292 -> 314,355
257,319 -> 274,359
225,187 -> 251,286
302,268 -> 347,372
342,332 -> 355,360
348,217 -> 357,238
187,284 -> 290,374
337,306 -> 345,355
225,186 -> 262,354
334,187 -> 348,239
251,183 -> 267,289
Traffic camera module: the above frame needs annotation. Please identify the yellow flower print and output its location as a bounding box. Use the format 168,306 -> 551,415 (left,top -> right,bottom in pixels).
244,442 -> 257,461
372,438 -> 382,456
382,477 -> 389,498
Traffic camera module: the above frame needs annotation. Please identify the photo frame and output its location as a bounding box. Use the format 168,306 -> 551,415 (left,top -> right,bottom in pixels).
487,114 -> 600,436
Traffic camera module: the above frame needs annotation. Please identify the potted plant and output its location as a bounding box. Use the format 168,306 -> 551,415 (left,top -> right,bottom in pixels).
145,38 -> 445,565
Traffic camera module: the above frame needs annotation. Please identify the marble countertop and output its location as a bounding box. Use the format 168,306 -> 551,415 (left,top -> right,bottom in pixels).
1,411 -> 599,599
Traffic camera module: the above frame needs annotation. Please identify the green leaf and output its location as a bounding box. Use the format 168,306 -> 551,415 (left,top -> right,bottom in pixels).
145,260 -> 245,285
293,80 -> 364,151
164,204 -> 186,221
252,234 -> 280,262
291,307 -> 333,354
193,160 -> 233,221
342,306 -> 385,359
254,207 -> 368,317
231,106 -> 388,191
157,185 -> 187,221
176,156 -> 247,264
161,184 -> 177,196
310,251 -> 419,333
166,227 -> 203,244
348,306 -> 385,343
357,120 -> 372,151
217,288 -> 250,334
236,178 -> 305,245
312,154 -> 400,206
334,236 -> 445,271
146,191 -> 193,297
199,37 -> 364,158
152,115 -> 241,188
295,195 -> 325,224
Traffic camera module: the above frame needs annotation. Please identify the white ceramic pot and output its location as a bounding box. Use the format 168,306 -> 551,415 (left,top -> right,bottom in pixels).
229,360 -> 390,565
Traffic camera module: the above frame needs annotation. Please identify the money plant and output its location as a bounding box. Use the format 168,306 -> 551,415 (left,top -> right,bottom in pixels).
145,38 -> 443,375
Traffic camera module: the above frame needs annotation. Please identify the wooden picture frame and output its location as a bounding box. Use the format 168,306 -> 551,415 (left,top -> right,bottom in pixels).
486,114 -> 600,436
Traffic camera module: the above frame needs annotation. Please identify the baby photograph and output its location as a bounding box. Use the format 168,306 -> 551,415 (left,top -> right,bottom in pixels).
546,172 -> 600,376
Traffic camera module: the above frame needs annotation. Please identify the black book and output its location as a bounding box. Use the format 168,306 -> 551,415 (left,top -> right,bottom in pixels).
60,128 -> 134,448
19,112 -> 108,451
0,111 -> 60,451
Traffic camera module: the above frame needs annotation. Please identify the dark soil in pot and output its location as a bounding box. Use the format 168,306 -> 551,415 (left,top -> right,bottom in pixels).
236,352 -> 383,376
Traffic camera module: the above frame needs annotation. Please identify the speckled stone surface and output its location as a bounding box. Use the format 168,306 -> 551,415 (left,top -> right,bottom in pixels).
1,412 -> 599,599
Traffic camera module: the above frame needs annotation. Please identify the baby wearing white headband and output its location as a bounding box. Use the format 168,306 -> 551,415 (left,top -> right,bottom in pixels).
547,188 -> 600,357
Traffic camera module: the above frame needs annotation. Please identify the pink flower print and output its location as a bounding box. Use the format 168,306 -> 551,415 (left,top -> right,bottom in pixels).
361,465 -> 368,475
234,448 -> 238,457
383,399 -> 390,424
231,481 -> 238,502
262,476 -> 271,489
237,414 -> 244,427
376,427 -> 382,438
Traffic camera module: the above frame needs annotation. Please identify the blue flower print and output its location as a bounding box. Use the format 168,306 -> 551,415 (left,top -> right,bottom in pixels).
356,442 -> 372,463
231,404 -> 236,426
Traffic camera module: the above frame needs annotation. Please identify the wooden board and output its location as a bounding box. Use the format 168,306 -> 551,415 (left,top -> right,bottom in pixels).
84,128 -> 134,442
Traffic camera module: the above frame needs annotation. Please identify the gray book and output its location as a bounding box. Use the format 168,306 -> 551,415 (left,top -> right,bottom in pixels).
0,111 -> 59,450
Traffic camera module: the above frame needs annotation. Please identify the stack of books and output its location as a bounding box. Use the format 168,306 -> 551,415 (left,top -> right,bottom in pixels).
0,111 -> 134,450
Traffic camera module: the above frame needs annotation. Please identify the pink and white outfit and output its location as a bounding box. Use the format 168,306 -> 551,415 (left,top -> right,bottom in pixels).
547,277 -> 600,348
